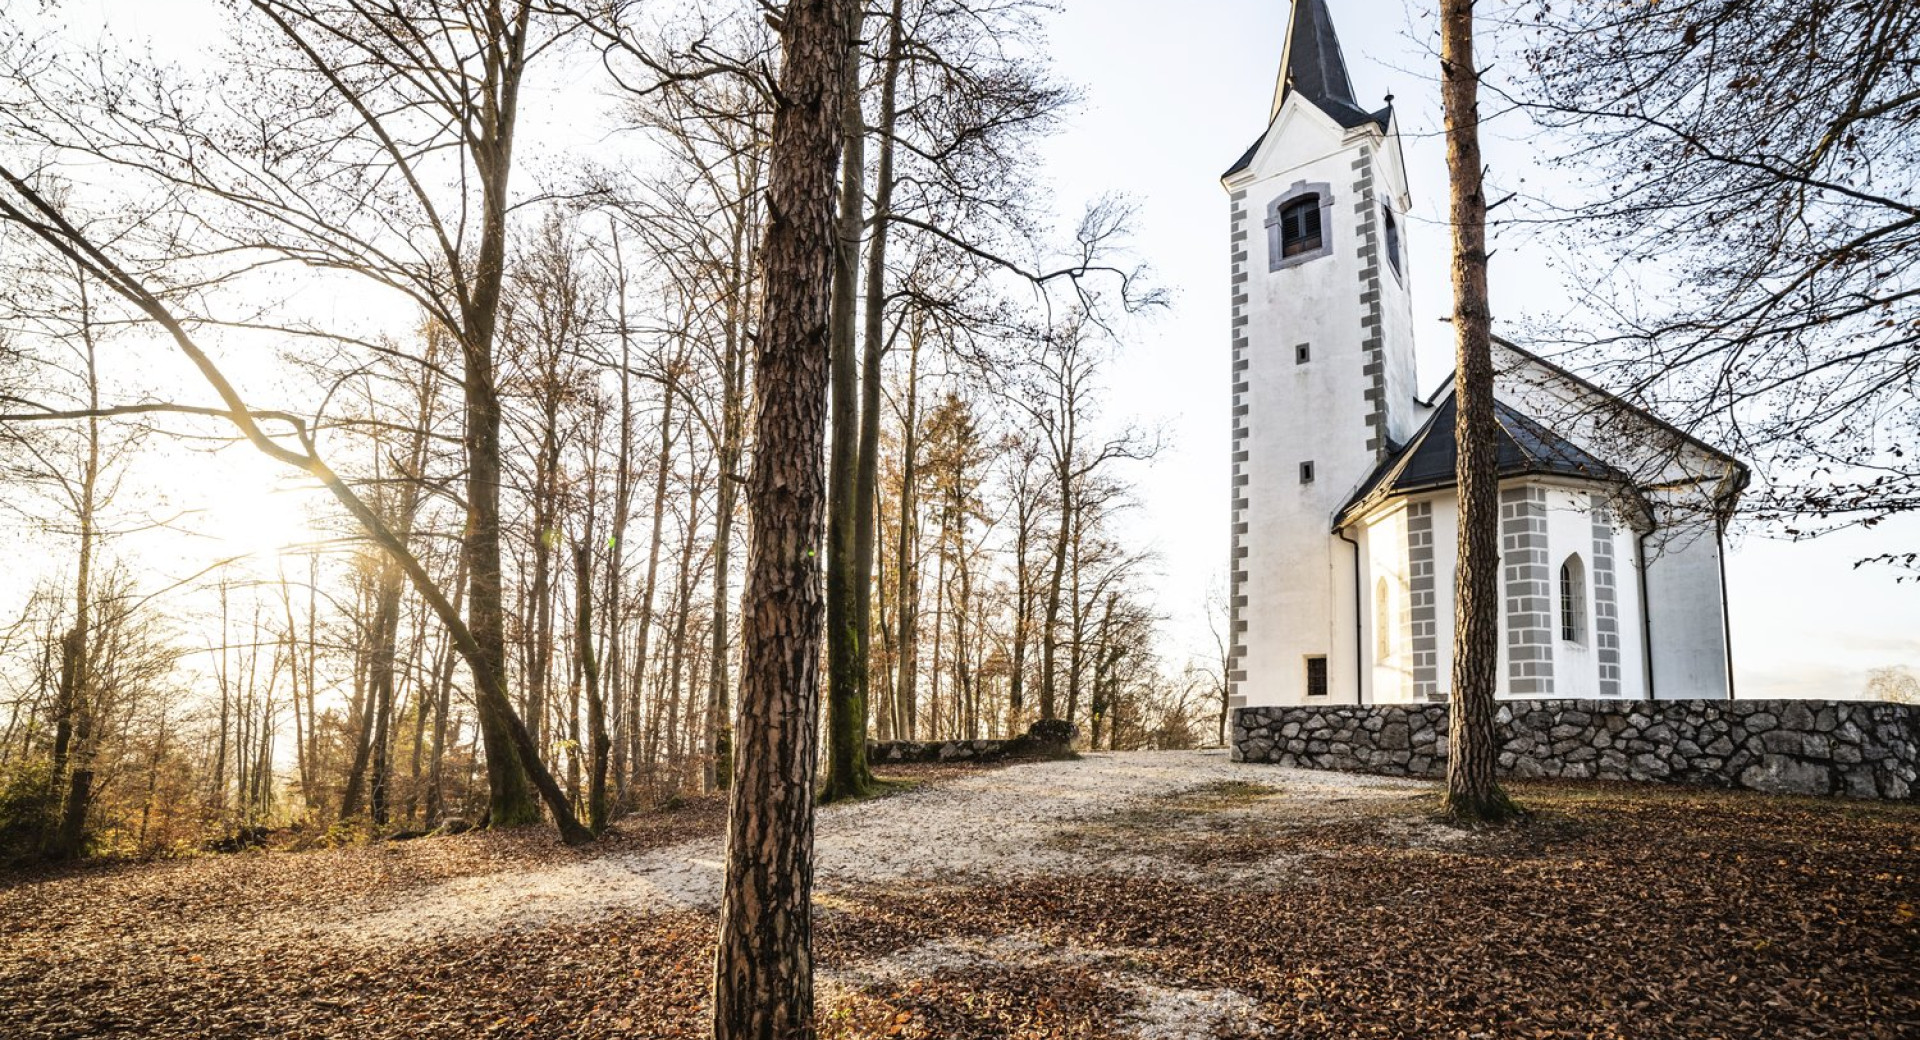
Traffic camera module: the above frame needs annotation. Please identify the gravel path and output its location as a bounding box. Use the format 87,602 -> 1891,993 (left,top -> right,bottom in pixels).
313,750 -> 1428,946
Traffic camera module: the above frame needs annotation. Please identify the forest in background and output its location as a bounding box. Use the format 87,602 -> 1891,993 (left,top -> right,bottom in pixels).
0,0 -> 1215,863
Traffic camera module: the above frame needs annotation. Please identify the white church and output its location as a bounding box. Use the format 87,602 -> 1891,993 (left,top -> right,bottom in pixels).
1222,0 -> 1749,711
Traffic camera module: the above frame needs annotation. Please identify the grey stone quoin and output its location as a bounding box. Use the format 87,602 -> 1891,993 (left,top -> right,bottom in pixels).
1233,700 -> 1920,800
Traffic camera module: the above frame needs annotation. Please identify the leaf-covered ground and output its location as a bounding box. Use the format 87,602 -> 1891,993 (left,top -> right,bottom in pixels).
2,753 -> 1915,1039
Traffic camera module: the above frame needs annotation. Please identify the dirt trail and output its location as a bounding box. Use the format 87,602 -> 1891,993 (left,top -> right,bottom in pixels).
303,750 -> 1425,946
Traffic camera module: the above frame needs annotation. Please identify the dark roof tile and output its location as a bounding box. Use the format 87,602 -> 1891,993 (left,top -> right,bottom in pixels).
1335,394 -> 1620,527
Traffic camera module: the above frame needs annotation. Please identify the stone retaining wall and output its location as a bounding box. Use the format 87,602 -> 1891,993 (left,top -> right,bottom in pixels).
1232,699 -> 1919,800
868,738 -> 1017,764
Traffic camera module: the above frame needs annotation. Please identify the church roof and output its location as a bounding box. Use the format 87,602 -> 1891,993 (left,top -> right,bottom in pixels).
1223,0 -> 1390,179
1334,393 -> 1623,528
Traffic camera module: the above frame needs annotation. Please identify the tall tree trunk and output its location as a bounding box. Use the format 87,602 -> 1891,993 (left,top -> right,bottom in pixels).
367,572 -> 401,827
823,7 -> 873,803
575,543 -> 610,834
1064,506 -> 1087,729
47,289 -> 101,859
852,0 -> 905,753
1038,475 -> 1071,722
1009,490 -> 1034,731
214,583 -> 229,818
421,554 -> 466,824
458,1 -> 541,829
304,555 -> 318,811
1440,0 -> 1518,825
405,626 -> 434,822
949,472 -> 975,739
632,376 -> 678,791
706,419 -> 741,794
340,582 -> 377,821
606,224 -> 635,802
1089,592 -> 1118,750
663,525 -> 698,795
527,446 -> 557,754
928,536 -> 946,740
710,0 -> 854,1033
891,327 -> 922,740
871,508 -> 895,742
706,187 -> 756,795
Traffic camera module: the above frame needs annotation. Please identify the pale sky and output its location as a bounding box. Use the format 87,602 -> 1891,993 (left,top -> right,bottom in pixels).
24,0 -> 1920,701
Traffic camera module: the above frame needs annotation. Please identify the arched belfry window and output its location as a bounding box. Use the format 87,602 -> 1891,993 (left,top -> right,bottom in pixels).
1560,554 -> 1587,644
1266,182 -> 1333,271
1279,196 -> 1322,257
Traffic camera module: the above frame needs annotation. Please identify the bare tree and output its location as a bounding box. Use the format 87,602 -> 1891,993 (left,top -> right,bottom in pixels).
0,0 -> 605,840
1509,1 -> 1919,547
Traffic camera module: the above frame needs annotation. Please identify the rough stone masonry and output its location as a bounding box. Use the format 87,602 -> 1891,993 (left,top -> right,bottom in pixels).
1232,699 -> 1920,800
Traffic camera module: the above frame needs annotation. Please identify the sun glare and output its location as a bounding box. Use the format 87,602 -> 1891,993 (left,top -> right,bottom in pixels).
192,460 -> 327,565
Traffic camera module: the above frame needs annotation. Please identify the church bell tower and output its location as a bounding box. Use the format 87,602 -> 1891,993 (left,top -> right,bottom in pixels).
1222,0 -> 1421,709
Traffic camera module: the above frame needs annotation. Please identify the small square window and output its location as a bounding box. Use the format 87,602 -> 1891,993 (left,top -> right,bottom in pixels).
1305,656 -> 1329,698
1295,343 -> 1311,364
1299,461 -> 1315,484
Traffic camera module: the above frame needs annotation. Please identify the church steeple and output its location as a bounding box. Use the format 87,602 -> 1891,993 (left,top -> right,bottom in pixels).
1270,0 -> 1384,128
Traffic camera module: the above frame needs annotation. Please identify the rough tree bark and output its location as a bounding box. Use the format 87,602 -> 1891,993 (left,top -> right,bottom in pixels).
1440,0 -> 1519,825
709,0 -> 855,1032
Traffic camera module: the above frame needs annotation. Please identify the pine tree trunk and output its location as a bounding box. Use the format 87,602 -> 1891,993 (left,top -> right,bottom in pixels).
1440,0 -> 1518,825
710,0 -> 855,1033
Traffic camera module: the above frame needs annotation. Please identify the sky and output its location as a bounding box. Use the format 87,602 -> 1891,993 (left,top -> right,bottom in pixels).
27,0 -> 1920,701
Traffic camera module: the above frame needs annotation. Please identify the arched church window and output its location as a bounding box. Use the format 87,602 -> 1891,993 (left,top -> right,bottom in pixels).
1278,195 -> 1323,257
1383,206 -> 1402,277
1266,184 -> 1333,270
1375,578 -> 1392,661
1560,554 -> 1587,643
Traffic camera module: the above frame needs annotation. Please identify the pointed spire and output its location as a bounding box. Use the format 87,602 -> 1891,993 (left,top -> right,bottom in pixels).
1269,0 -> 1382,129
1225,0 -> 1390,179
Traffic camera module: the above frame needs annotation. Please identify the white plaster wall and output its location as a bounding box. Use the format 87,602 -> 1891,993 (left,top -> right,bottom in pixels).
1329,531 -> 1360,704
1426,494 -> 1463,700
1544,488 -> 1599,700
1362,503 -> 1414,703
1612,524 -> 1650,701
1644,501 -> 1734,700
1414,484 -> 1642,702
1227,94 -> 1417,707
